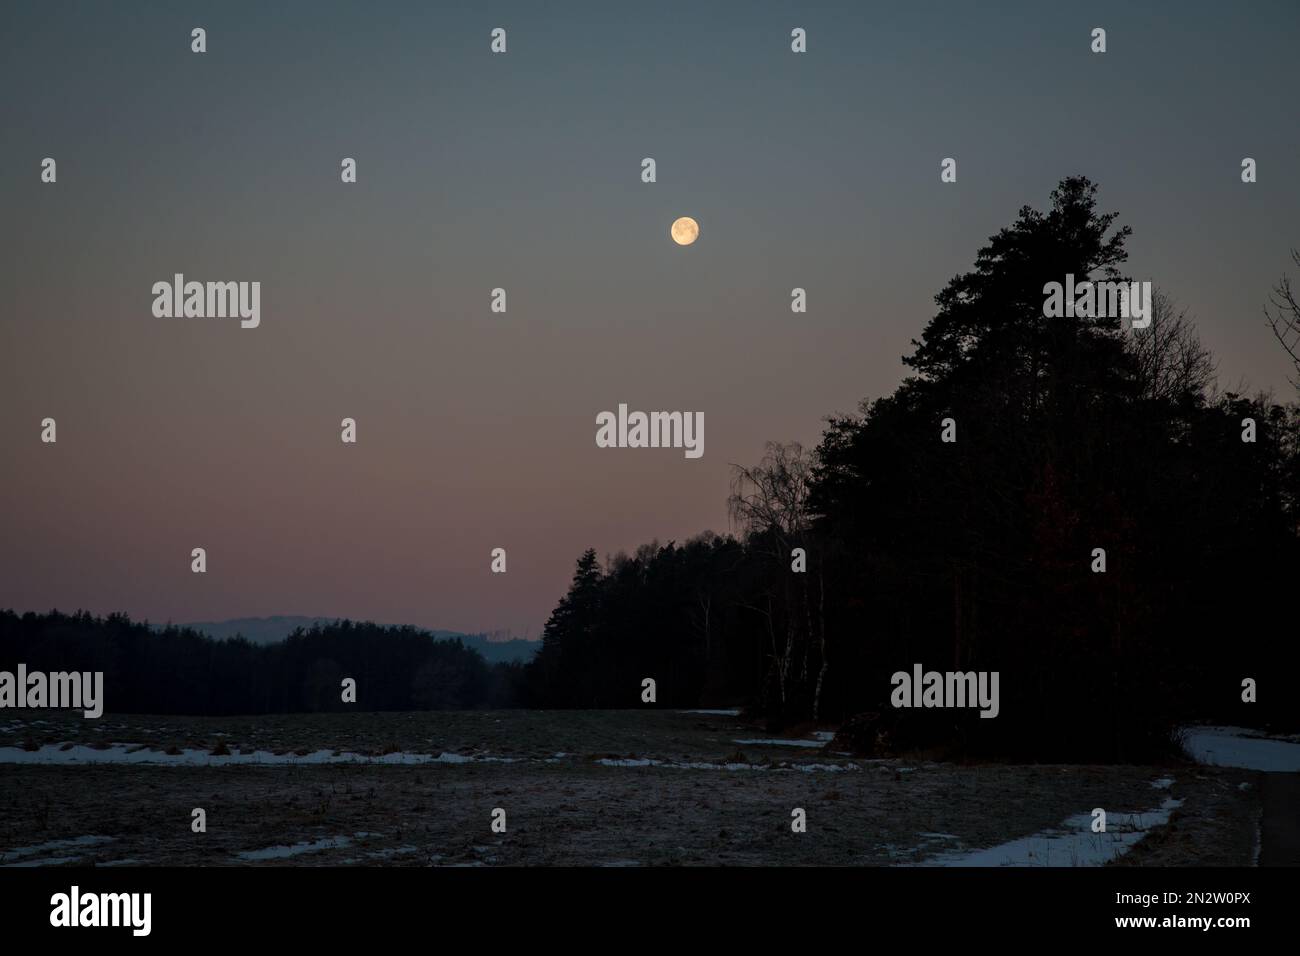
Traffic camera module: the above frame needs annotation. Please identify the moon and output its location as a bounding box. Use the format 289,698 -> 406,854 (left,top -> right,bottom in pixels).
670,216 -> 699,246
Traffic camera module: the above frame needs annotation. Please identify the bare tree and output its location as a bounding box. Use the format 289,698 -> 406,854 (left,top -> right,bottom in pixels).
728,442 -> 830,717
1265,249 -> 1300,388
727,441 -> 813,544
1126,289 -> 1216,402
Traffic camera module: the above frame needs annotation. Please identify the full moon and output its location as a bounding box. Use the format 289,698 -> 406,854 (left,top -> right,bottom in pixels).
670,216 -> 700,246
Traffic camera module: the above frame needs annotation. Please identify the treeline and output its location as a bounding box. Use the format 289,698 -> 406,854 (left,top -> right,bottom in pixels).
525,177 -> 1300,760
0,610 -> 524,714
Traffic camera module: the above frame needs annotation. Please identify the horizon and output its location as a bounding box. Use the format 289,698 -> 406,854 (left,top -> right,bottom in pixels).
1,608 -> 543,644
174,612 -> 542,643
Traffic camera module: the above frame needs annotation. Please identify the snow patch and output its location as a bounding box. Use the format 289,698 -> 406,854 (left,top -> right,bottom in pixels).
594,756 -> 859,773
912,799 -> 1183,867
4,856 -> 79,867
1181,726 -> 1300,772
1,835 -> 115,867
0,744 -> 515,767
236,836 -> 352,861
734,738 -> 825,748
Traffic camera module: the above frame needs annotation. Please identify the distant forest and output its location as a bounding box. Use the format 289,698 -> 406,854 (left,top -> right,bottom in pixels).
0,611 -> 526,713
4,178 -> 1298,761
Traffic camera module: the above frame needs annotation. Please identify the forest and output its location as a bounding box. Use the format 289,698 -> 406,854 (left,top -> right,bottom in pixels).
0,610 -> 523,714
525,177 -> 1300,760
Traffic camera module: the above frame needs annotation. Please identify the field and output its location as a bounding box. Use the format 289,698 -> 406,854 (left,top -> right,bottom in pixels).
0,710 -> 1261,867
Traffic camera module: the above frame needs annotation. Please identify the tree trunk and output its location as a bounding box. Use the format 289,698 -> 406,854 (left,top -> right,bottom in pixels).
812,567 -> 828,721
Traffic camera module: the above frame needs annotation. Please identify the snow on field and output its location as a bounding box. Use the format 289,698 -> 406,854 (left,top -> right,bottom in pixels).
731,729 -> 837,748
594,756 -> 859,772
236,836 -> 354,861
0,742 -> 859,773
1180,726 -> 1300,772
795,763 -> 858,772
3,856 -> 80,867
0,744 -> 517,766
1,835 -> 115,867
913,799 -> 1183,867
733,738 -> 825,748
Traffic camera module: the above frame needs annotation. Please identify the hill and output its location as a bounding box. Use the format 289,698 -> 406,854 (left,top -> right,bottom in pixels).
179,616 -> 537,664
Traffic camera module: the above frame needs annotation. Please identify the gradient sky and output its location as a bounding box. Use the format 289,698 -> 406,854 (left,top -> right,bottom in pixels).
3,0 -> 1298,637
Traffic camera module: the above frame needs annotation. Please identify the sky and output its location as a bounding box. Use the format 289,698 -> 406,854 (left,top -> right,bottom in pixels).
2,0 -> 1298,637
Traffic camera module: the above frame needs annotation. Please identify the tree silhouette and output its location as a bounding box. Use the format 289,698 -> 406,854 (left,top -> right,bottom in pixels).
1265,249 -> 1300,388
524,176 -> 1300,758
